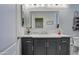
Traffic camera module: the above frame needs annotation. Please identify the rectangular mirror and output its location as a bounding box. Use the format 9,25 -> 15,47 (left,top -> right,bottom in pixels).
35,18 -> 43,28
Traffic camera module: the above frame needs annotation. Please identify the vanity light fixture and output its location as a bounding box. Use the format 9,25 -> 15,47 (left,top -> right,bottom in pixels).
24,4 -> 68,8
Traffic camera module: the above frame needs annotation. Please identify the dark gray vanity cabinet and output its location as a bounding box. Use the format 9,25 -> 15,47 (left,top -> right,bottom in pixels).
21,37 -> 70,55
33,39 -> 47,55
47,38 -> 58,55
21,37 -> 33,55
58,37 -> 70,55
33,38 -> 58,55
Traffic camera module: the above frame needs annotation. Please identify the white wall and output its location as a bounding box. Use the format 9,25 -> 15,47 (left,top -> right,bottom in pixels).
0,4 -> 17,55
16,5 -> 23,55
59,4 -> 79,37
23,4 -> 79,36
31,11 -> 58,34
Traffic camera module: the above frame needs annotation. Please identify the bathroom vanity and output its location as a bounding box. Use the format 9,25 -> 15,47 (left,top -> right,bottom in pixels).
20,5 -> 70,55
21,35 -> 70,55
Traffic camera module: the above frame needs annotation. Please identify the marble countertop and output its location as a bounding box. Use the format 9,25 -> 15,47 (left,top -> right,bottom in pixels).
18,34 -> 71,38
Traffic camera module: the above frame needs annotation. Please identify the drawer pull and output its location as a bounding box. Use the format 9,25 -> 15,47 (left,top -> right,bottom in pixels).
59,46 -> 61,51
26,41 -> 31,43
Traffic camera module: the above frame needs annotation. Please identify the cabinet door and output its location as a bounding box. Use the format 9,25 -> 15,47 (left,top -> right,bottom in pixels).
21,38 -> 33,55
33,38 -> 46,55
59,37 -> 70,55
47,38 -> 58,55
